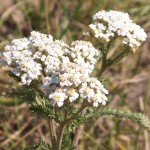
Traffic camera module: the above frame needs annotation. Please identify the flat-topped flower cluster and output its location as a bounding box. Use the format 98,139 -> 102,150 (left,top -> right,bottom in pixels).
1,10 -> 147,108
1,31 -> 108,107
84,10 -> 147,52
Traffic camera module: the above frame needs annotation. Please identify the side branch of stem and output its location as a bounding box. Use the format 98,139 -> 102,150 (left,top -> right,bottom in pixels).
99,45 -> 130,76
57,104 -> 88,150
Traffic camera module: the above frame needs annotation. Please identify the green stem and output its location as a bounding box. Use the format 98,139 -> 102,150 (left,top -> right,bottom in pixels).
49,118 -> 57,149
99,44 -> 108,76
56,108 -> 69,150
99,57 -> 107,76
56,104 -> 88,150
65,104 -> 87,124
99,47 -> 130,76
56,124 -> 66,150
107,49 -> 130,66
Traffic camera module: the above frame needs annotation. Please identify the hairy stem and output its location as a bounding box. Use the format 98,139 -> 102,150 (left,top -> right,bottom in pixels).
107,49 -> 130,66
65,104 -> 87,124
49,118 -> 57,149
56,104 -> 88,150
99,56 -> 107,76
71,107 -> 87,149
99,46 -> 130,76
99,44 -> 108,76
56,108 -> 69,149
56,124 -> 66,150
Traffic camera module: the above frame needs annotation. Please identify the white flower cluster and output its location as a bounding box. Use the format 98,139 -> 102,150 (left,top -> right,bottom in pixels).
1,31 -> 108,107
68,41 -> 99,73
1,37 -> 42,85
84,10 -> 147,52
43,62 -> 108,107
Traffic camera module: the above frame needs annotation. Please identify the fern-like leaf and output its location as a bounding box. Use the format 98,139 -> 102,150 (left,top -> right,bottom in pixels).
93,107 -> 150,131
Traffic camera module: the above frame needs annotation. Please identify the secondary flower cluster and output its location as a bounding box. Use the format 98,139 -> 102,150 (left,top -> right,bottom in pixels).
84,10 -> 147,52
1,31 -> 108,107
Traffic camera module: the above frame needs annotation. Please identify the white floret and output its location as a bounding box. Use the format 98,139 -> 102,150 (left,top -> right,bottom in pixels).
85,10 -> 147,52
1,31 -> 109,107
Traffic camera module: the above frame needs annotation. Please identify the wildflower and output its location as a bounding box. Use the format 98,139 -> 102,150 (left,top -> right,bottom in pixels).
1,31 -> 108,107
84,10 -> 147,52
69,40 -> 99,73
79,77 -> 108,107
49,89 -> 68,107
67,88 -> 79,102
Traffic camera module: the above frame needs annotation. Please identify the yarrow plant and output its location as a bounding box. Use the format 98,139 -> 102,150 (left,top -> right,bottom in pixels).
0,10 -> 149,150
1,31 -> 108,107
84,10 -> 147,52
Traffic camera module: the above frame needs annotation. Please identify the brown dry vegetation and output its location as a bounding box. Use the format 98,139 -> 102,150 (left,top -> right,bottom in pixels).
0,0 -> 150,149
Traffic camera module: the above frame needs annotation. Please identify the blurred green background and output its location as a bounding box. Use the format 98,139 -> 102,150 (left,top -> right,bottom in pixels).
0,0 -> 150,149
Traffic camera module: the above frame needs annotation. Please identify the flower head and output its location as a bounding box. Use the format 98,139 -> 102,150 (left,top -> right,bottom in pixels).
84,10 -> 147,52
1,31 -> 108,107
